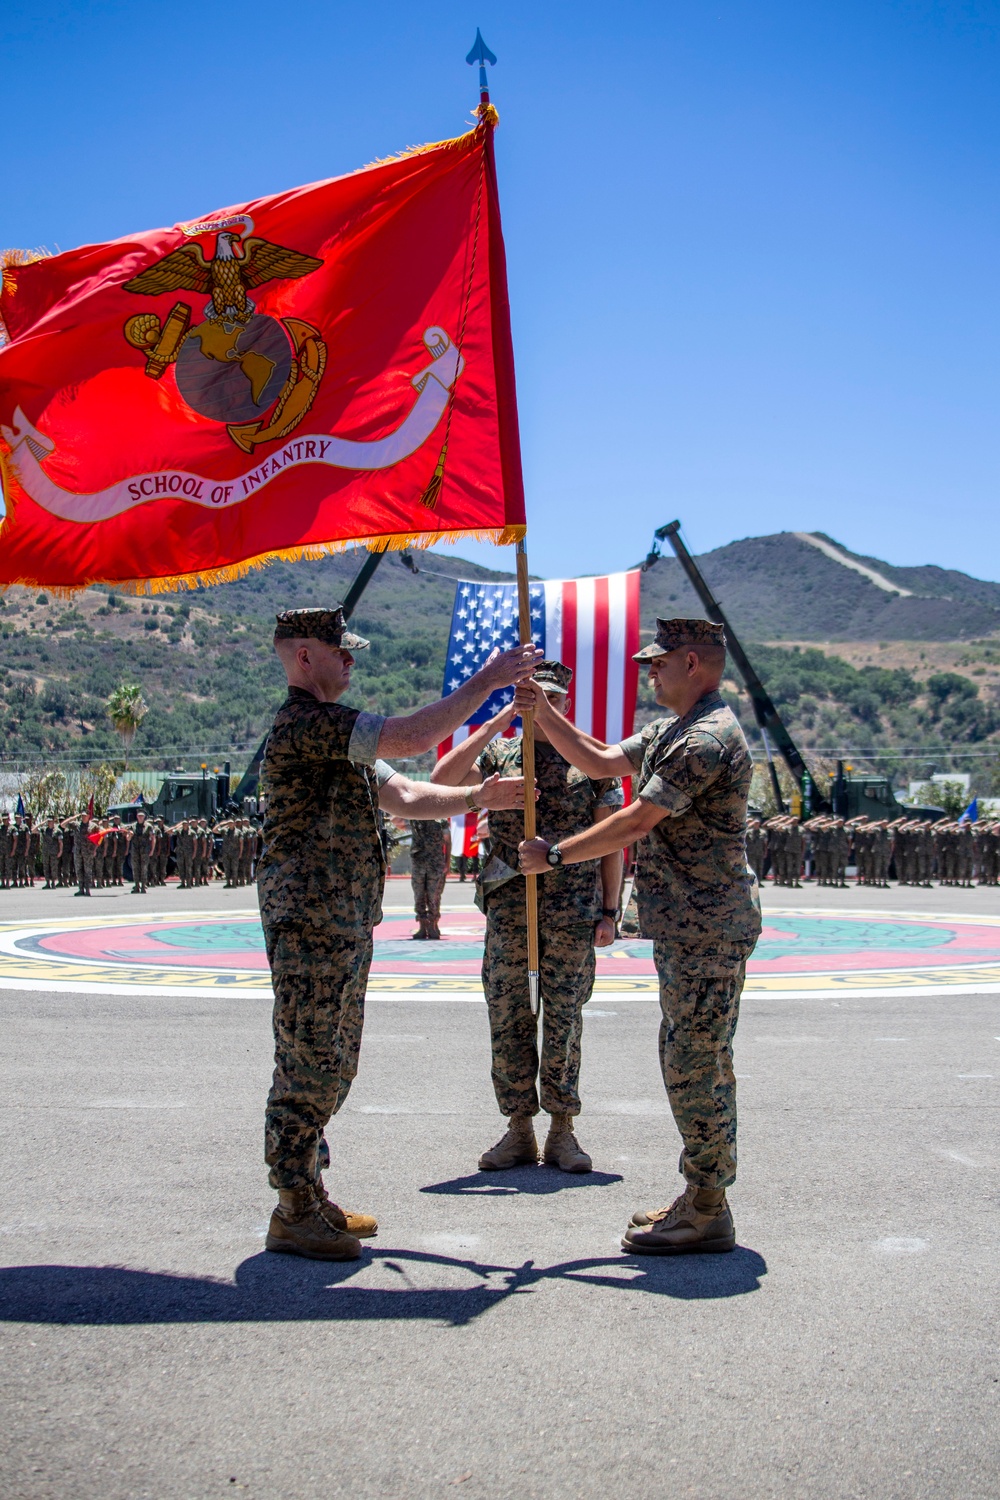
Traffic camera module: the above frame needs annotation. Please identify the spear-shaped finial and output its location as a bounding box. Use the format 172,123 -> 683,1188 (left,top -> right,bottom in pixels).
466,28 -> 497,105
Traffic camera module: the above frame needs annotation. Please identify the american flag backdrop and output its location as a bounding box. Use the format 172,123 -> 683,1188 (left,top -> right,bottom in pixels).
438,571 -> 641,855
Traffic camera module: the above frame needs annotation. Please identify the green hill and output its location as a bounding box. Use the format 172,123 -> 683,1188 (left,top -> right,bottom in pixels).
1,533 -> 999,790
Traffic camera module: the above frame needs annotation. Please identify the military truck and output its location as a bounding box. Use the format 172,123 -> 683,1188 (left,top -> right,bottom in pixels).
107,765 -> 232,825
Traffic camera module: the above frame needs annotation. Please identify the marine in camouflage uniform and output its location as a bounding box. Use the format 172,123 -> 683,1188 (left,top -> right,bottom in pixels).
174,821 -> 194,888
0,813 -> 14,890
12,818 -> 29,888
220,821 -> 239,887
745,817 -> 766,882
189,823 -> 202,887
41,819 -> 61,888
519,619 -> 761,1255
93,821 -> 107,888
409,818 -> 451,939
433,661 -> 624,1174
58,821 -> 75,888
105,820 -> 121,886
239,820 -> 255,885
26,818 -> 40,886
71,815 -> 96,896
130,813 -> 153,893
257,606 -> 539,1262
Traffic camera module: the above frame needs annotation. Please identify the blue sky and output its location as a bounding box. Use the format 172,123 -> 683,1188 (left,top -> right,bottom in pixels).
4,1 -> 999,579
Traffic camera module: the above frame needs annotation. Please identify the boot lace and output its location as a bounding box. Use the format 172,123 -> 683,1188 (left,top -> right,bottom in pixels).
645,1190 -> 693,1226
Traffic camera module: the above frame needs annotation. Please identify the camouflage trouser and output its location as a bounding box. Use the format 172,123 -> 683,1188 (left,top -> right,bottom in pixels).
132,846 -> 149,891
411,863 -> 447,922
653,943 -> 745,1191
264,929 -> 373,1190
177,855 -> 193,887
0,853 -> 10,888
224,855 -> 238,886
482,905 -> 595,1116
75,848 -> 95,893
43,853 -> 59,886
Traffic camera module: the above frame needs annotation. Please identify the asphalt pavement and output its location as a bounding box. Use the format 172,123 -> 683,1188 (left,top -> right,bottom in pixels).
1,876 -> 998,1499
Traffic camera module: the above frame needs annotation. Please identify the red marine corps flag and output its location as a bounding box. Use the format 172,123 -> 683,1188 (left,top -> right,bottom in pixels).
0,111 -> 523,592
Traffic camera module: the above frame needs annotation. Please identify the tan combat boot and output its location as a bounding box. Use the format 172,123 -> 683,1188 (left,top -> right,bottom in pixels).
543,1114 -> 592,1173
427,918 -> 442,940
478,1115 -> 539,1171
412,918 -> 430,940
622,1185 -> 735,1255
265,1184 -> 363,1260
314,1177 -> 378,1238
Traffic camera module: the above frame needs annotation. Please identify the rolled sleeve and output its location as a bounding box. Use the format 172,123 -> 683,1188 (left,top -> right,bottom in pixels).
599,781 -> 625,809
348,710 -> 386,766
618,733 -> 646,772
639,731 -> 725,819
373,758 -> 397,787
637,773 -> 693,817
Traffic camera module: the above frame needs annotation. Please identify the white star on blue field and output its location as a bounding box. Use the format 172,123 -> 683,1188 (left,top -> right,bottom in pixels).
443,581 -> 545,724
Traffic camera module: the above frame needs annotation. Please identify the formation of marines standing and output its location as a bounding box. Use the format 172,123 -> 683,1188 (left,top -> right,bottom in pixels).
0,812 -> 40,888
0,805 -> 264,892
804,816 -> 849,886
745,811 -> 999,886
848,818 -> 893,887
764,815 -> 804,886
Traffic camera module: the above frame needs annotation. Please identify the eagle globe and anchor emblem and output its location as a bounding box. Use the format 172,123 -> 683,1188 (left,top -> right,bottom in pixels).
122,214 -> 326,453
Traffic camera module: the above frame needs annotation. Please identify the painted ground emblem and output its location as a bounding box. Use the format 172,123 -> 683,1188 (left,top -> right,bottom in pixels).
3,908 -> 1000,1000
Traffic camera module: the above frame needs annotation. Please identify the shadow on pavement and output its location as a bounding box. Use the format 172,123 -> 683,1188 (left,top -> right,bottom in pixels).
421,1168 -> 624,1195
0,1245 -> 766,1327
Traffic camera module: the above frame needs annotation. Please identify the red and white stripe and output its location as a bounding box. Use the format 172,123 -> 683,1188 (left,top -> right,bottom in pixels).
541,570 -> 640,742
439,570 -> 640,856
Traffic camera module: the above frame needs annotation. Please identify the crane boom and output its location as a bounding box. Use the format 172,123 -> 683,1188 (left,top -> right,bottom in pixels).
657,521 -> 830,815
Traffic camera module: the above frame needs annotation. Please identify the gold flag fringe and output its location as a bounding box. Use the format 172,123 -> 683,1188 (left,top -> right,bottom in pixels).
360,105 -> 498,172
1,247 -> 53,344
0,525 -> 526,600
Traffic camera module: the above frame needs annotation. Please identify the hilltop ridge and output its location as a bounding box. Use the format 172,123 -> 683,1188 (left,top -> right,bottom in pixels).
635,531 -> 1000,643
1,531 -> 998,771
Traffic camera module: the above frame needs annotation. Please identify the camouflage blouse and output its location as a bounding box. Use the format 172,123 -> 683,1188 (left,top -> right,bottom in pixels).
257,687 -> 391,939
478,735 -> 623,923
620,691 -> 760,965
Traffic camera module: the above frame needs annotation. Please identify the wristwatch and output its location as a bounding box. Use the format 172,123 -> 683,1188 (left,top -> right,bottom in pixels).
546,843 -> 563,867
465,788 -> 480,811
601,907 -> 619,920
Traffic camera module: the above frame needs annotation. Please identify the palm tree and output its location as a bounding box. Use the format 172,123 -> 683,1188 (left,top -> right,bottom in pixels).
105,682 -> 148,770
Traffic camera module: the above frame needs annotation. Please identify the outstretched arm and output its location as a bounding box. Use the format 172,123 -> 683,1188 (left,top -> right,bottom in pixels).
379,771 -> 527,820
377,645 -> 540,760
512,684 -> 634,778
431,703 -> 517,786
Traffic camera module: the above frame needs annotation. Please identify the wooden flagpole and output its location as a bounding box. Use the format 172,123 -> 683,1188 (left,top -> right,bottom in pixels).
515,540 -> 541,1015
468,35 -> 540,1014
